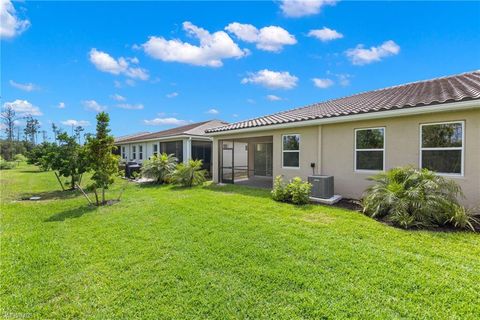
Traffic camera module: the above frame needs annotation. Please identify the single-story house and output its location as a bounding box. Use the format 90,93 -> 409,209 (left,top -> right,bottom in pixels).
206,71 -> 480,206
115,119 -> 227,172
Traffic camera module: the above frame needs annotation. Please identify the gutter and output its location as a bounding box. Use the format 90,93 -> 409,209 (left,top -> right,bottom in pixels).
115,134 -> 213,145
207,100 -> 480,136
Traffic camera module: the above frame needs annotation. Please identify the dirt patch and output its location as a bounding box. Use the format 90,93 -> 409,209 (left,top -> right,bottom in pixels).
332,198 -> 362,211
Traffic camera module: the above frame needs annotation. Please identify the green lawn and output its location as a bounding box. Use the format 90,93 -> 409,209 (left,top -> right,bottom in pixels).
1,165 -> 479,319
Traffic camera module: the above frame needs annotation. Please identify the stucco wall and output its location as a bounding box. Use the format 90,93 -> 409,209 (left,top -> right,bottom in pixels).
321,108 -> 480,206
213,108 -> 480,207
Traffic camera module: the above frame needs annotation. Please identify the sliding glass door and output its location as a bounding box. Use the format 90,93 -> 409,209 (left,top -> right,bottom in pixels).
254,143 -> 273,177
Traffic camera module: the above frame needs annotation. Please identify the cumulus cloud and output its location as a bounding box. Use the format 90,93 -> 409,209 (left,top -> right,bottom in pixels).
110,93 -> 126,101
280,0 -> 338,18
166,92 -> 179,98
142,21 -> 248,67
9,80 -> 38,92
89,48 -> 149,80
61,120 -> 90,127
241,69 -> 298,89
144,117 -> 191,126
116,103 -> 144,110
82,100 -> 107,112
346,40 -> 400,65
266,94 -> 283,101
312,78 -> 334,88
58,102 -> 66,109
0,0 -> 30,39
3,99 -> 42,116
225,23 -> 296,52
206,108 -> 219,114
308,27 -> 343,42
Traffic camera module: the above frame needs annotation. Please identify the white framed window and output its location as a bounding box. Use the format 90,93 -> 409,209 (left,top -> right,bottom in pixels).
132,145 -> 136,160
282,134 -> 300,168
138,145 -> 143,160
153,143 -> 158,156
420,121 -> 464,176
354,127 -> 385,172
121,146 -> 126,159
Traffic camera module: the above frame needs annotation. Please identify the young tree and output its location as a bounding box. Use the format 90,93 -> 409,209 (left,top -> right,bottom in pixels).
1,105 -> 22,160
53,132 -> 88,189
86,112 -> 118,205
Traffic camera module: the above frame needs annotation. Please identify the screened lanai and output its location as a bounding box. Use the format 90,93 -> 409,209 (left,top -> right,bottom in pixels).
218,136 -> 273,188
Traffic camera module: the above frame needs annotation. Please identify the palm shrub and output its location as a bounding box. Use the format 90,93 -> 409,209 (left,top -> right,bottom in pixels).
446,205 -> 479,231
172,159 -> 207,187
140,153 -> 178,184
362,167 -> 474,229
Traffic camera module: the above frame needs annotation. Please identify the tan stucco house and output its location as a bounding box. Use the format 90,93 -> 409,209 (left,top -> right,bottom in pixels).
115,120 -> 227,172
206,71 -> 480,206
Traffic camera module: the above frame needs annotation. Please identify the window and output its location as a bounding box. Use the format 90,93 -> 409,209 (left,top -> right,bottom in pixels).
420,121 -> 464,175
355,127 -> 385,171
153,143 -> 158,156
138,145 -> 143,160
282,134 -> 300,168
121,146 -> 126,159
192,141 -> 212,172
132,146 -> 136,160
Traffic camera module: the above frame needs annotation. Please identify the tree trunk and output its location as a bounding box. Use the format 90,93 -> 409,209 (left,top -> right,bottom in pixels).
71,175 -> 75,190
93,188 -> 99,206
54,172 -> 66,191
102,188 -> 105,205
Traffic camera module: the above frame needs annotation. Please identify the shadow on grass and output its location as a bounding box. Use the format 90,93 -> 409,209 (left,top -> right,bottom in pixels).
203,183 -> 271,199
19,189 -> 80,201
18,170 -> 45,174
45,205 -> 97,222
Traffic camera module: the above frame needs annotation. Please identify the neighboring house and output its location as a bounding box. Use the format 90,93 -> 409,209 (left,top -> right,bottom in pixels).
206,71 -> 480,206
115,120 -> 227,172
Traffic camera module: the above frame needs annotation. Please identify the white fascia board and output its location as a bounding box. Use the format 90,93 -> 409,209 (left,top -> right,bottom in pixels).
208,100 -> 480,136
115,134 -> 212,145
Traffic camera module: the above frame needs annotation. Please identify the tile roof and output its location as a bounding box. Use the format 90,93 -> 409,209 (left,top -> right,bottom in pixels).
206,70 -> 480,133
116,120 -> 228,143
114,132 -> 151,143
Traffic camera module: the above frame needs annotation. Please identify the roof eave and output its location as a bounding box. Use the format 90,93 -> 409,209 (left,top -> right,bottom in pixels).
115,134 -> 213,144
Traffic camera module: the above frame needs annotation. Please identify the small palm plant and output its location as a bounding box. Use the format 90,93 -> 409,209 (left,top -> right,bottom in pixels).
140,153 -> 177,184
362,167 -> 473,229
172,159 -> 207,187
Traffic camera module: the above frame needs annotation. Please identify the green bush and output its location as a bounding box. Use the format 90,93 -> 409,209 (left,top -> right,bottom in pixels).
362,166 -> 475,230
286,177 -> 312,205
271,176 -> 312,205
446,205 -> 479,231
140,153 -> 178,184
271,176 -> 288,202
0,160 -> 15,170
172,159 -> 207,187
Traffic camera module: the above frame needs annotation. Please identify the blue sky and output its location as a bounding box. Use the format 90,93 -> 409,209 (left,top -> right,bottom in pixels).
2,0 -> 480,137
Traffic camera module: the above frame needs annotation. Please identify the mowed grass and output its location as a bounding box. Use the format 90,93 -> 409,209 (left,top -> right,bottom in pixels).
1,165 -> 479,319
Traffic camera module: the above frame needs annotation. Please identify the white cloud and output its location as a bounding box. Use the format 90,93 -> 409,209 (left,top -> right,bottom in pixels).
0,0 -> 30,39
280,0 -> 338,18
3,99 -> 42,116
89,48 -> 149,80
241,69 -> 298,89
116,103 -> 144,110
58,102 -> 66,109
142,21 -> 248,67
266,94 -> 282,101
125,79 -> 136,87
337,73 -> 351,86
61,119 -> 90,127
9,80 -> 37,92
225,23 -> 296,52
246,99 -> 256,104
82,100 -> 107,112
144,117 -> 191,126
166,92 -> 179,98
346,40 -> 400,65
206,108 -> 219,114
308,27 -> 343,42
110,93 -> 126,101
312,78 -> 334,88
